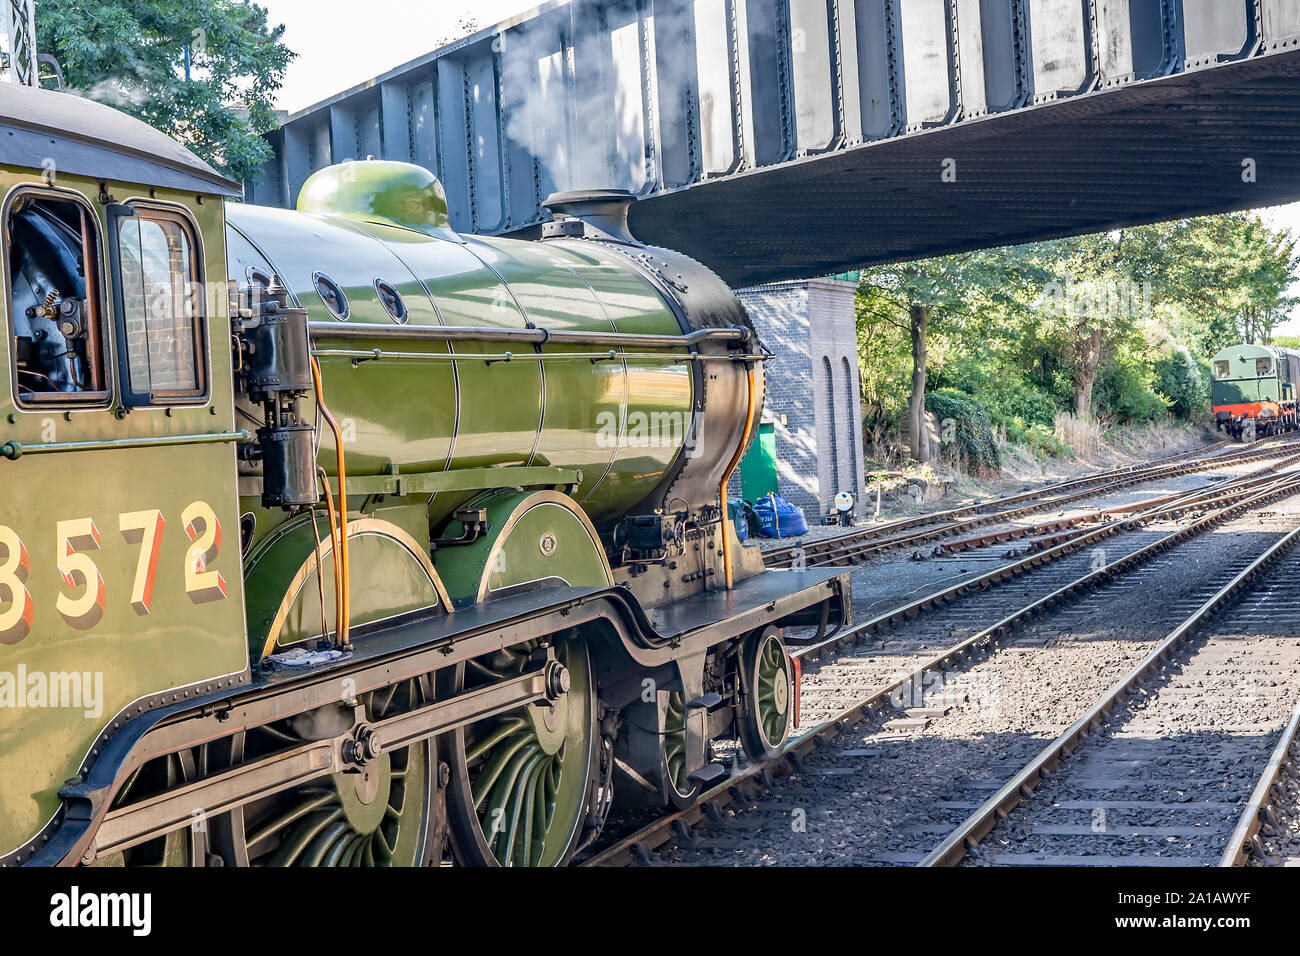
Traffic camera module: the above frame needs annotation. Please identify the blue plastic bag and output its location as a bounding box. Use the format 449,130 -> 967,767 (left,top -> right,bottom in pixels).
752,493 -> 808,538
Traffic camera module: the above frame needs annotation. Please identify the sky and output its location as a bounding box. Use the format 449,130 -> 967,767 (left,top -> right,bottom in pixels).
259,0 -> 543,115
258,0 -> 1300,333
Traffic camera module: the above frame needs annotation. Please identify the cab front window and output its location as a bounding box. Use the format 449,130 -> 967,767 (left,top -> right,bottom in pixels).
1256,358 -> 1273,377
1213,361 -> 1231,380
111,203 -> 207,406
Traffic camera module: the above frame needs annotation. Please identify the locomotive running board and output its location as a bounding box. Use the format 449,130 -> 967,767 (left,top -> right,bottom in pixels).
21,568 -> 849,866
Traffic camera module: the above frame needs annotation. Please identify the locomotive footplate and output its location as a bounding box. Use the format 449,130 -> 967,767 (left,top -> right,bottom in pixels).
23,569 -> 850,866
645,567 -> 852,646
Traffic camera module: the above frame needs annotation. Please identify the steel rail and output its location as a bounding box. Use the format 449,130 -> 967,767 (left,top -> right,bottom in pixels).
582,475 -> 1300,866
920,520 -> 1300,867
1220,695 -> 1300,867
791,464 -> 1300,663
765,440 -> 1296,569
836,457 -> 1300,566
762,439 -> 1233,566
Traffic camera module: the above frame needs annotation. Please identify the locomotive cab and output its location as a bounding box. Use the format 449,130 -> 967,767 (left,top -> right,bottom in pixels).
0,84 -> 250,859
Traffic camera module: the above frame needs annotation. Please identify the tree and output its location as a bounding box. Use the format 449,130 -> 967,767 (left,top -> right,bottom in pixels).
907,303 -> 930,460
36,0 -> 294,185
1125,213 -> 1299,349
857,211 -> 1300,466
1015,232 -> 1142,419
858,254 -> 1021,460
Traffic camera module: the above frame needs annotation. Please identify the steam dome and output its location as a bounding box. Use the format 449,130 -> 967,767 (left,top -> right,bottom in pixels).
297,160 -> 455,237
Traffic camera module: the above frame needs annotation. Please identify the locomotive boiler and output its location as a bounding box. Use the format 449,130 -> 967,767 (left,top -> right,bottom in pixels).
0,82 -> 849,867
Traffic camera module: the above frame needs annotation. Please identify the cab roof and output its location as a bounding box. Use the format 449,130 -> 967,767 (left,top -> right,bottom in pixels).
1211,343 -> 1300,362
0,83 -> 242,198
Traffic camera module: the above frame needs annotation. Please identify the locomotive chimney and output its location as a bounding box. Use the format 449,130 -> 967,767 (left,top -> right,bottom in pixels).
542,188 -> 640,245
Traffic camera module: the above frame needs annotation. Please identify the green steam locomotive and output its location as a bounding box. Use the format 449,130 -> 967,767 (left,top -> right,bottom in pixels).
0,82 -> 849,866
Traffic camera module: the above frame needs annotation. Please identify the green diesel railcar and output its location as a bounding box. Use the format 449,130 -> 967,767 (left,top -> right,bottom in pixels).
0,83 -> 848,867
1210,343 -> 1300,440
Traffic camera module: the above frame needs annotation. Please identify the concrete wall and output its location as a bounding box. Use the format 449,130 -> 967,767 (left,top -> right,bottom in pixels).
732,278 -> 865,520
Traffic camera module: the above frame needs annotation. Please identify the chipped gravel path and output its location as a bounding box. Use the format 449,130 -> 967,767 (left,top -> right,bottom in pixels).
652,494 -> 1300,866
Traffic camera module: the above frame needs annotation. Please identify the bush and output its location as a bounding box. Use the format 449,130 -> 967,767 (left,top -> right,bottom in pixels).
1006,418 -> 1073,460
1153,349 -> 1208,419
1095,361 -> 1169,423
925,389 -> 1001,475
984,380 -> 1059,430
1055,411 -> 1103,458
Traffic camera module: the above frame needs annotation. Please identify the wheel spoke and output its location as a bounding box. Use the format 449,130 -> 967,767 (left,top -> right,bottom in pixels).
449,636 -> 593,866
267,808 -> 343,866
341,834 -> 367,867
233,681 -> 434,868
483,741 -> 539,841
373,823 -> 394,865
466,716 -> 528,764
372,681 -> 399,719
473,732 -> 533,811
247,791 -> 336,852
500,755 -> 543,866
530,763 -> 552,866
521,758 -> 542,866
301,819 -> 351,867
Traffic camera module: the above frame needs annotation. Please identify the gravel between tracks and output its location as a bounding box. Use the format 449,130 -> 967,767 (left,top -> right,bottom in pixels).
968,544 -> 1300,867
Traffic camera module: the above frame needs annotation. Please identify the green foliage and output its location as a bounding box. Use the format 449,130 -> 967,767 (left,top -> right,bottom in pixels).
1095,360 -> 1169,424
35,0 -> 294,185
925,389 -> 1001,474
1153,348 -> 1209,419
856,209 -> 1299,466
1007,420 -> 1073,460
937,358 -> 1059,429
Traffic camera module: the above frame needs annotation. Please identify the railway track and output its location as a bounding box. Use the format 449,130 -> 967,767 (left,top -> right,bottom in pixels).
929,525 -> 1300,867
581,462 -> 1300,866
763,438 -> 1291,569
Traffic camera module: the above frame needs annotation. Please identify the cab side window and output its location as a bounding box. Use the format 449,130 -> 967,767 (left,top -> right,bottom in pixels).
6,190 -> 109,406
112,204 -> 206,405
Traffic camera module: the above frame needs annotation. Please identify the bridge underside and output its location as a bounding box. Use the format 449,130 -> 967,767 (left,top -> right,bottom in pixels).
255,0 -> 1300,289
626,51 -> 1300,287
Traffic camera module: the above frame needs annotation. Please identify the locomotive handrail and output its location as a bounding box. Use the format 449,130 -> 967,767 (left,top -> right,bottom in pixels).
323,465 -> 582,497
0,429 -> 252,460
310,348 -> 768,365
307,320 -> 752,349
